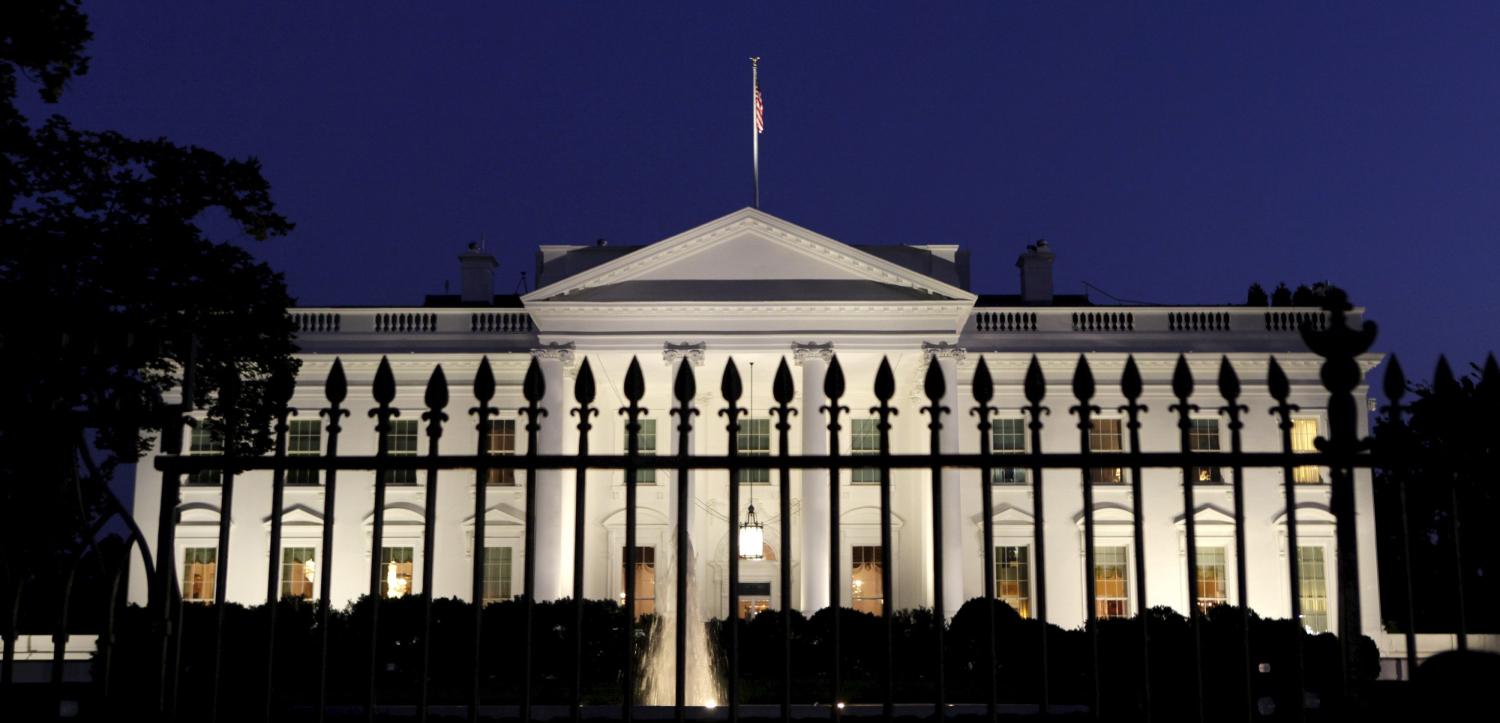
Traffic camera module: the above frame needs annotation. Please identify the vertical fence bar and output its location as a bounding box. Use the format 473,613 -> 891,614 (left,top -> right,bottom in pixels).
1170,356 -> 1205,723
155,336 -> 195,718
1217,358 -> 1254,723
1382,357 -> 1418,678
722,359 -> 744,723
871,359 -> 897,723
366,357 -> 399,723
0,579 -> 17,690
209,378 -> 242,722
262,378 -> 294,723
771,359 -> 797,723
520,357 -> 546,723
1433,359 -> 1469,652
619,358 -> 646,723
1022,356 -> 1050,718
1070,357 -> 1101,719
316,359 -> 349,723
824,355 -> 847,719
675,358 -> 696,714
1299,300 -> 1375,706
921,356 -> 948,718
417,366 -> 449,723
52,562 -> 78,712
470,358 -> 497,723
1118,357 -> 1150,721
672,359 -> 698,716
1267,358 -> 1306,722
971,359 -> 998,723
573,360 -> 598,723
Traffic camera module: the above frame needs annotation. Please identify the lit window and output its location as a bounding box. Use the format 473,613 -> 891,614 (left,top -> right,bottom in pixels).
286,420 -> 321,486
381,546 -> 414,598
1195,547 -> 1228,612
995,546 -> 1030,617
482,546 -> 513,603
1297,546 -> 1329,632
187,425 -> 223,485
385,420 -> 419,485
621,546 -> 656,618
1086,419 -> 1126,484
1093,546 -> 1129,619
484,419 -> 516,486
738,418 -> 770,485
991,418 -> 1028,485
182,547 -> 217,602
280,547 -> 316,600
1189,419 -> 1223,484
737,581 -> 772,620
851,545 -> 884,615
851,418 -> 880,485
634,419 -> 657,485
1291,418 -> 1323,484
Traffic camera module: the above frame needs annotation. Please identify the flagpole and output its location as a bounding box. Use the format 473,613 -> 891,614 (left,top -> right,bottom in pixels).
751,56 -> 760,210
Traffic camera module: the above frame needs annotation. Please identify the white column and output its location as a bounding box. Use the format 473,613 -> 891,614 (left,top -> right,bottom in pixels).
532,342 -> 574,601
795,342 -> 833,613
924,342 -> 966,620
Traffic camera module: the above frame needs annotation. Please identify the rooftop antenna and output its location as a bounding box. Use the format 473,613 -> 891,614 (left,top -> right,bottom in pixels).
514,270 -> 529,294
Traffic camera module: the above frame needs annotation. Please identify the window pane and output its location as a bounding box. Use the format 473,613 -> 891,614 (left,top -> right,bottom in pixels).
187,426 -> 223,485
380,546 -> 414,598
1087,420 -> 1125,484
991,418 -> 1027,485
386,420 -> 419,485
286,420 -> 321,486
622,546 -> 655,618
1195,547 -> 1228,612
485,419 -> 516,486
482,547 -> 513,603
995,546 -> 1030,618
851,418 -> 880,485
1093,546 -> 1129,619
852,546 -> 884,615
182,547 -> 217,602
1188,419 -> 1223,483
738,418 -> 770,485
1291,418 -> 1323,484
1297,546 -> 1329,632
281,547 -> 316,600
636,419 -> 656,485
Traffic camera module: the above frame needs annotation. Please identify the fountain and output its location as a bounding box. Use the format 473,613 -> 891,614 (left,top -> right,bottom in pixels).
640,528 -> 724,706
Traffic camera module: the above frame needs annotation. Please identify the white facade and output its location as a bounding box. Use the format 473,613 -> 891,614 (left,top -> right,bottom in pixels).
129,208 -> 1384,643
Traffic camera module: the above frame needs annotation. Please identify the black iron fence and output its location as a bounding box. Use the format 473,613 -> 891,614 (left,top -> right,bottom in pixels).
1,304 -> 1490,722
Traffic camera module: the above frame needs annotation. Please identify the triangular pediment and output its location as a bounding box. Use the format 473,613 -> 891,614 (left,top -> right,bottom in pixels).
522,208 -> 976,305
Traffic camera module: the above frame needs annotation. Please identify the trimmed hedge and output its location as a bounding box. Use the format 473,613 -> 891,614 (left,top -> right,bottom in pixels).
100,596 -> 1376,718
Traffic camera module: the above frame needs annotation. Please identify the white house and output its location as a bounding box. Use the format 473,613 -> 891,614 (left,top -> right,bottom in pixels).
128,207 -> 1384,649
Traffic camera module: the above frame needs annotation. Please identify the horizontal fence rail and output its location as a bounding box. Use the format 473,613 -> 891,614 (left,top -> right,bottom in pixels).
6,302 -> 1493,723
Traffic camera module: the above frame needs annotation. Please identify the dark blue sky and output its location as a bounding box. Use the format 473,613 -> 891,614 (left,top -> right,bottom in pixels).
26,1 -> 1500,381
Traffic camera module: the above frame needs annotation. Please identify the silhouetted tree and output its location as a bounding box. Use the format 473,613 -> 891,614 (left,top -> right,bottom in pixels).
1246,282 -> 1269,306
1,0 -> 297,629
1373,356 -> 1499,634
1271,282 -> 1293,306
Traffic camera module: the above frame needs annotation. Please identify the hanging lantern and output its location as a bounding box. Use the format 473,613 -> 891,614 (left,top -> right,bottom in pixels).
738,504 -> 764,560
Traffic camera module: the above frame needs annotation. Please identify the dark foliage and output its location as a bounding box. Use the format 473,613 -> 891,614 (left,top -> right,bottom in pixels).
1246,281 -> 1269,306
1,0 -> 297,623
97,596 -> 1374,718
1372,357 -> 1500,633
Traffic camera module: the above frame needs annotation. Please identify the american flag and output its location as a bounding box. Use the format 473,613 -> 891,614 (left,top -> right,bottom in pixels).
754,82 -> 765,134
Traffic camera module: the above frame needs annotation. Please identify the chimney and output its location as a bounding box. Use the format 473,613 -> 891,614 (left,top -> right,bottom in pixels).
1017,240 -> 1055,305
459,242 -> 498,304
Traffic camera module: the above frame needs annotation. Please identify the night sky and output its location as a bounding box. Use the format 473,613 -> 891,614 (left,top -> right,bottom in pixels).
23,1 -> 1500,382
